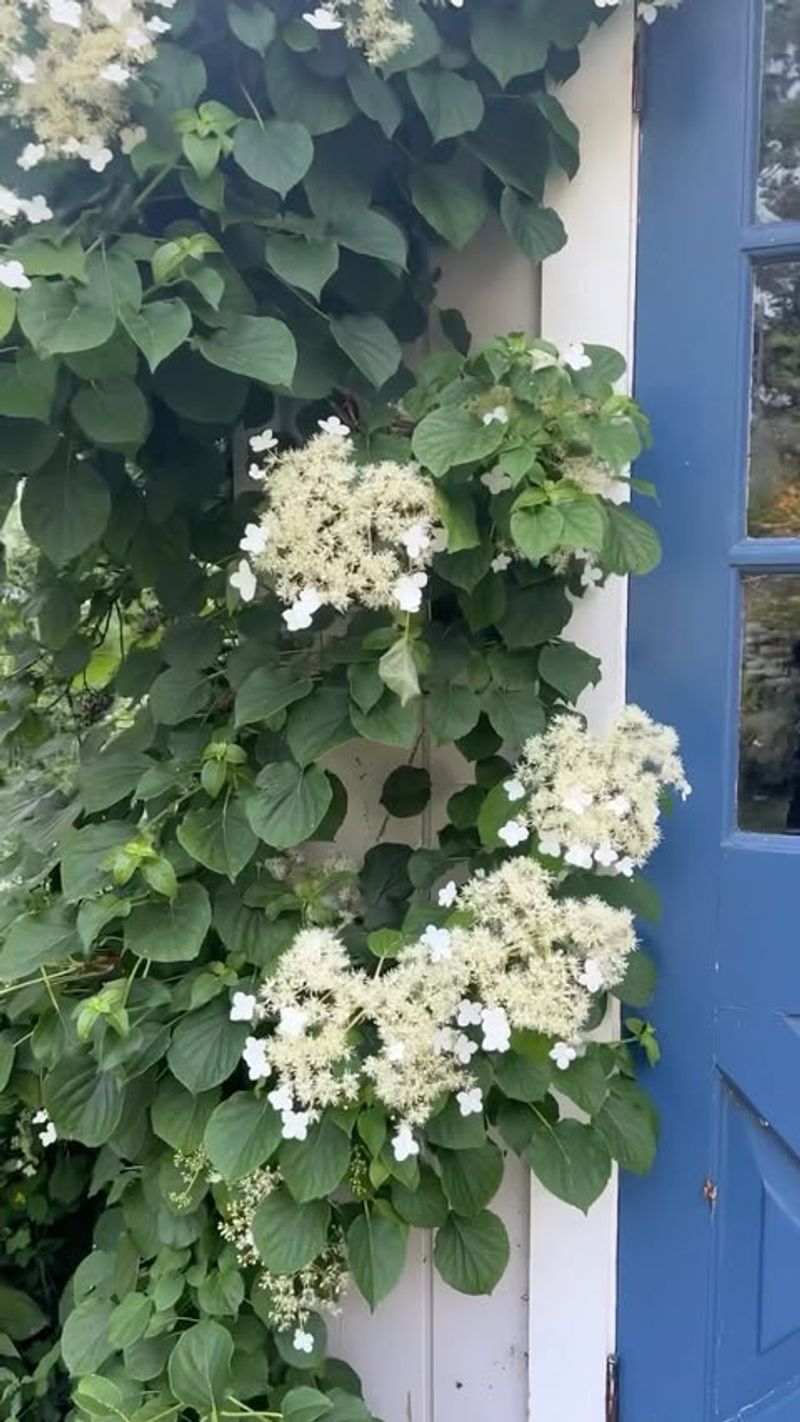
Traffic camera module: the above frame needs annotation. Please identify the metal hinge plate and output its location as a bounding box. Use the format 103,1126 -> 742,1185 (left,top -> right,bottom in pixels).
606,1354 -> 620,1422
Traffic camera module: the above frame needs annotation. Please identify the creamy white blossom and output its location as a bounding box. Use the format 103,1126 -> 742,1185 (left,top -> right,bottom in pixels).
303,6 -> 343,29
249,431 -> 437,616
17,143 -> 46,170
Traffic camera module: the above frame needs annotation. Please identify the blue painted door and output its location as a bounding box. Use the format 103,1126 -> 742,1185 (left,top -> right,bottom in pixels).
622,2 -> 800,1419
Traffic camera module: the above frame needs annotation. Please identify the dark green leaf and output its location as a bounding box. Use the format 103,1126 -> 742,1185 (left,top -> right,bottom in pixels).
168,998 -> 248,1092
330,315 -> 402,389
500,190 -> 567,263
347,1209 -> 407,1308
252,1187 -> 330,1274
124,881 -> 211,963
438,1144 -> 503,1217
281,1115 -> 351,1202
434,1210 -> 509,1295
526,1115 -> 611,1212
168,1321 -> 233,1413
602,503 -> 662,575
22,460 -> 110,566
197,314 -> 297,387
265,234 -> 339,299
594,1078 -> 659,1175
177,800 -> 258,879
246,762 -> 332,848
410,162 -> 488,250
235,665 -> 313,727
380,765 -> 431,818
286,683 -> 352,765
233,118 -> 314,198
204,1091 -> 282,1182
407,68 -> 484,143
120,299 -> 192,372
538,641 -> 601,703
44,1054 -> 123,1146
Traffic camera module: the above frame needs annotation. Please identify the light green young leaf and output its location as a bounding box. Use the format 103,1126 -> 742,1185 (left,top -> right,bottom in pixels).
378,638 -> 420,706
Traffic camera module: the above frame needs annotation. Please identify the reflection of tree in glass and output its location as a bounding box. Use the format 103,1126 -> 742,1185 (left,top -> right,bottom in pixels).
758,0 -> 800,222
748,262 -> 800,536
739,576 -> 800,831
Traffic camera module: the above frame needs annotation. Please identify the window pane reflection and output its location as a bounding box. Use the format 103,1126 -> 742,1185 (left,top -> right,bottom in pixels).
758,0 -> 800,223
739,575 -> 800,832
748,263 -> 800,537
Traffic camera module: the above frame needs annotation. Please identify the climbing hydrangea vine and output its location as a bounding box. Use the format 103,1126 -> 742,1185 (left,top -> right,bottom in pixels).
0,0 -> 684,1418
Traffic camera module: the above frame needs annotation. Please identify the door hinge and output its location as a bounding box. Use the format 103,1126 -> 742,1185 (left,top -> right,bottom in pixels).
606,1354 -> 620,1422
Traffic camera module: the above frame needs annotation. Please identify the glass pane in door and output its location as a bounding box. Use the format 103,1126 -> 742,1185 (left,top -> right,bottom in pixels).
739,574 -> 800,831
748,262 -> 800,537
757,0 -> 800,223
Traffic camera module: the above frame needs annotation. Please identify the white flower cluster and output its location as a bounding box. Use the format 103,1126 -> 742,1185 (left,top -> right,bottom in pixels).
499,706 -> 690,875
0,0 -> 166,195
219,1165 -> 348,1338
232,421 -> 442,630
303,0 -> 465,66
235,926 -> 368,1138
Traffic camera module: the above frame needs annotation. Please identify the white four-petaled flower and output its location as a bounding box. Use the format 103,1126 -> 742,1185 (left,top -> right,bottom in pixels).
120,125 -> 147,155
562,342 -> 592,372
491,552 -> 511,572
452,1032 -> 478,1065
392,571 -> 427,613
11,56 -> 36,84
239,521 -> 269,556
303,5 -> 343,28
438,880 -> 458,908
392,1122 -> 419,1162
498,818 -> 529,848
537,834 -> 562,859
242,1036 -> 271,1081
457,1086 -> 483,1117
456,998 -> 483,1028
230,991 -> 257,1023
482,405 -> 509,426
594,842 -> 619,869
281,1108 -> 311,1141
268,1082 -> 293,1113
318,414 -> 350,436
564,842 -> 593,869
481,467 -> 512,495
278,1005 -> 309,1038
49,0 -> 82,25
421,924 -> 451,962
387,1041 -> 407,1063
608,795 -> 631,817
33,1109 -> 57,1147
578,959 -> 605,994
400,521 -> 430,560
17,143 -> 45,171
562,787 -> 593,815
250,427 -> 278,454
504,777 -> 525,803
293,1328 -> 315,1354
0,260 -> 29,290
550,1041 -> 578,1071
283,587 -> 323,631
230,559 -> 257,602
102,62 -> 131,84
481,1005 -> 511,1053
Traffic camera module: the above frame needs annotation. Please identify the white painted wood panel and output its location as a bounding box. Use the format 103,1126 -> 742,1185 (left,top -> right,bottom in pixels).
332,14 -> 638,1421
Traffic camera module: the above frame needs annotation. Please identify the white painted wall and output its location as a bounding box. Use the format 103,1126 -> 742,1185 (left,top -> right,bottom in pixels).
331,15 -> 639,1421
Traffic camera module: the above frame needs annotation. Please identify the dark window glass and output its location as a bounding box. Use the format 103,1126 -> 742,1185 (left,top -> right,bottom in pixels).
739,574 -> 800,831
757,0 -> 800,223
748,263 -> 800,537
